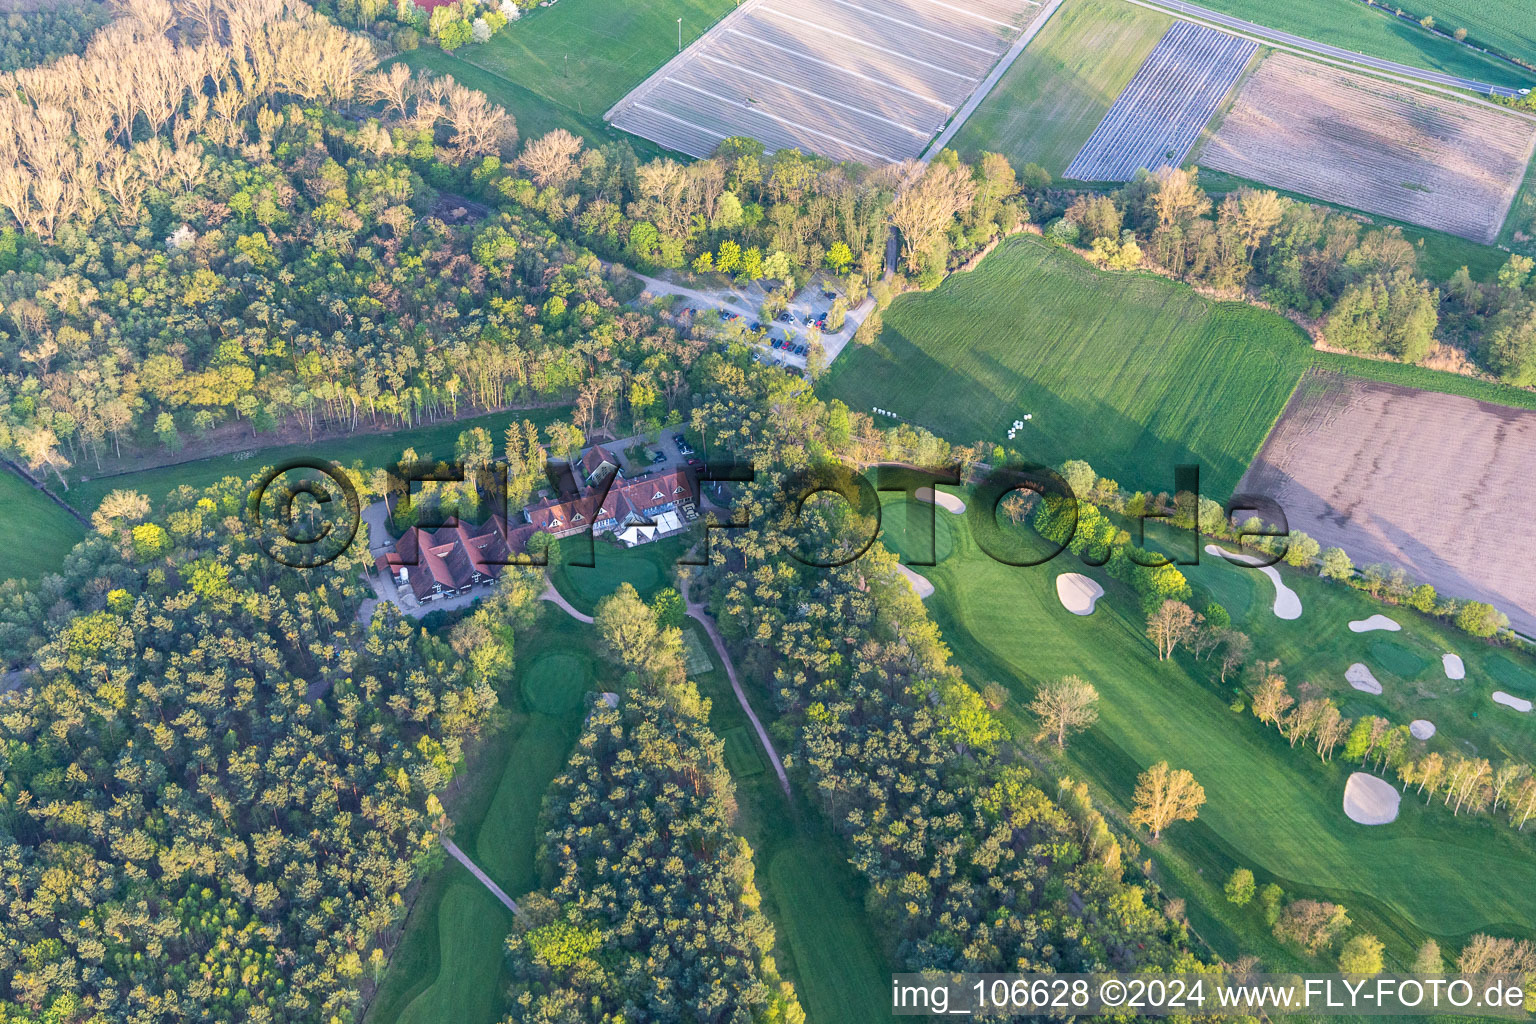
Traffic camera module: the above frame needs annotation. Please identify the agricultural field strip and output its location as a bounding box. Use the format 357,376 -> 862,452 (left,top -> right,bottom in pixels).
1199,53 -> 1536,243
608,0 -> 1039,163
1238,371 -> 1536,638
1064,22 -> 1255,181
1130,0 -> 1521,96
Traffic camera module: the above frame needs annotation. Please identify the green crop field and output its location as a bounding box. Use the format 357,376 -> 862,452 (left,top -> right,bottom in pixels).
952,0 -> 1172,175
65,406 -> 573,518
822,234 -> 1312,497
885,493 -> 1536,968
1372,0 -> 1536,69
0,468 -> 85,582
368,612 -> 596,1024
395,0 -> 734,152
1190,0 -> 1536,87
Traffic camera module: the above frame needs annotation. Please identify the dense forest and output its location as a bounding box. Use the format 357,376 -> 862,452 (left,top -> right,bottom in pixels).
0,0 -> 1024,483
506,681 -> 802,1022
0,470 -> 498,1021
0,1 -> 113,72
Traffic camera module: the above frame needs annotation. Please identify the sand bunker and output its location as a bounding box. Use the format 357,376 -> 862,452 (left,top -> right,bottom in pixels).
1346,663 -> 1383,694
1349,614 -> 1401,633
895,564 -> 934,599
1204,545 -> 1301,620
1442,653 -> 1465,680
1492,691 -> 1533,713
1056,573 -> 1105,616
915,486 -> 966,514
1343,772 -> 1401,825
1410,720 -> 1436,739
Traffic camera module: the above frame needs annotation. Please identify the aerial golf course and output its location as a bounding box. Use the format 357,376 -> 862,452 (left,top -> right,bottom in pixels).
880,488 -> 1536,971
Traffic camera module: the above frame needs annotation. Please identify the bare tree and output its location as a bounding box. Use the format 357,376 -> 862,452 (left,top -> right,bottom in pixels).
1029,675 -> 1100,749
1147,600 -> 1198,660
1130,761 -> 1206,841
889,158 -> 976,272
518,128 -> 584,189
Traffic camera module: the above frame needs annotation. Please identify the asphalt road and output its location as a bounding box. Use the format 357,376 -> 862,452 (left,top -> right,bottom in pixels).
1133,0 -> 1526,97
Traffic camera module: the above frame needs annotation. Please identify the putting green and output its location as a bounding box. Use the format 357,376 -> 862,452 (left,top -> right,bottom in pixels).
1487,655 -> 1536,696
878,494 -> 956,566
1367,638 -> 1431,679
521,651 -> 589,715
1186,552 -> 1257,625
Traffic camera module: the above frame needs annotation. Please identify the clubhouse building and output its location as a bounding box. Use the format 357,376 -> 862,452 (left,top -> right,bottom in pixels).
377,442 -> 697,604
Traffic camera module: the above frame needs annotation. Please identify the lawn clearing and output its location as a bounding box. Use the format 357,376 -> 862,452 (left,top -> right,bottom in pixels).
1198,53 -> 1536,243
1240,369 -> 1536,637
549,534 -> 685,616
896,494 -> 1536,967
397,0 -> 736,151
952,0 -> 1172,174
820,233 -> 1310,497
0,467 -> 85,582
1186,0 -> 1536,87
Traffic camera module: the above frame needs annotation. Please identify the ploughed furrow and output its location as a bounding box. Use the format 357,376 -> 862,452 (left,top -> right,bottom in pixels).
1065,21 -> 1255,181
1199,53 -> 1536,244
607,0 -> 1042,164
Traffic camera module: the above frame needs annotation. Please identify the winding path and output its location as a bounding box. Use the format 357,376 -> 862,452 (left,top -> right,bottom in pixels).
681,577 -> 792,800
539,573 -> 790,800
539,583 -> 594,624
440,836 -> 522,918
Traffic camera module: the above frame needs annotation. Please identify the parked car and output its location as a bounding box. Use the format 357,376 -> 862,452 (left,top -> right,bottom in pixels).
821,288 -> 837,300
717,309 -> 730,321
749,321 -> 761,332
793,344 -> 807,356
685,307 -> 698,317
776,311 -> 793,322
686,457 -> 703,468
652,450 -> 667,464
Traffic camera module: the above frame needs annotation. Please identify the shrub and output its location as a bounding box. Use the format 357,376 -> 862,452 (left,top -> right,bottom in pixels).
1339,933 -> 1385,975
1225,867 -> 1255,906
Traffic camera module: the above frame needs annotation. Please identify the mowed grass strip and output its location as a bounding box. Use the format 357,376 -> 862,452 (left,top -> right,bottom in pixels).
369,612 -> 597,1024
768,840 -> 892,1024
953,0 -> 1171,174
820,233 -> 1310,496
393,875 -> 515,1024
0,468 -> 85,582
399,0 -> 735,149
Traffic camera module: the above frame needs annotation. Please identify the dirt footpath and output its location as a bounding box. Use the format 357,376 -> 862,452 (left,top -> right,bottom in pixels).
1239,371 -> 1536,636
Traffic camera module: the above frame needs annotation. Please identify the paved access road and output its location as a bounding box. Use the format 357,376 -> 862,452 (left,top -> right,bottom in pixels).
1133,0 -> 1525,97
